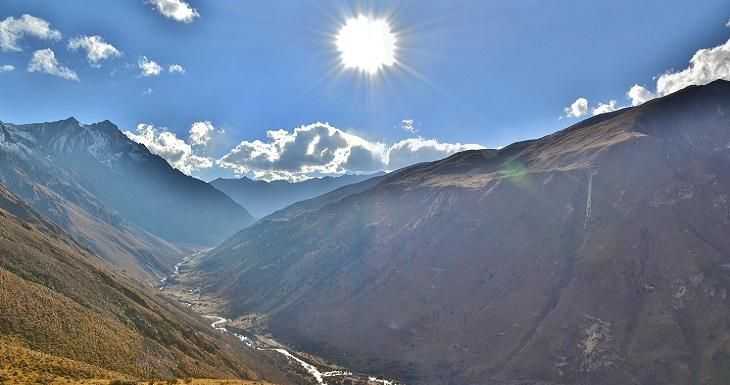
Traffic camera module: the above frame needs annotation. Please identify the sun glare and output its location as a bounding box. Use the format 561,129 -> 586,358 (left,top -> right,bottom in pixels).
335,15 -> 397,75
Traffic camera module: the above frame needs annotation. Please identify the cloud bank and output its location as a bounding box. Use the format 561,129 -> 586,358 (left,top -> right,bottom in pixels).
624,37 -> 730,107
565,20 -> 730,117
568,26 -> 730,117
0,14 -> 61,52
127,121 -> 483,181
218,122 -> 482,181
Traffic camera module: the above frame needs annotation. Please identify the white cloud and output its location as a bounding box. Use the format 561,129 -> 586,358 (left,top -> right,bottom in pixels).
138,56 -> 162,77
563,98 -> 624,118
68,35 -> 121,65
0,64 -> 14,73
124,123 -> 213,175
653,39 -> 730,97
621,38 -> 730,106
168,64 -> 185,74
148,0 -> 199,23
218,122 -> 483,181
726,18 -> 730,28
386,138 -> 483,170
189,121 -> 221,146
143,87 -> 153,95
218,122 -> 384,180
401,119 -> 417,134
125,121 -> 484,181
592,100 -> 619,116
27,48 -> 79,81
569,34 -> 730,112
627,84 -> 655,106
564,97 -> 589,118
0,14 -> 61,52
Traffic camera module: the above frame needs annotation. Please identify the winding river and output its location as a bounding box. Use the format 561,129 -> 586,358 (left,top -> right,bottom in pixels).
203,315 -> 398,385
164,254 -> 400,385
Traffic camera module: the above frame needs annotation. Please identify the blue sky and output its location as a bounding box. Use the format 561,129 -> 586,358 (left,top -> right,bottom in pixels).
1,0 -> 729,181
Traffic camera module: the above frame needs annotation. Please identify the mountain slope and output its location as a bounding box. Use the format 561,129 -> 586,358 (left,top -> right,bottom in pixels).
0,183 -> 289,384
196,80 -> 730,385
4,118 -> 254,245
211,173 -> 384,218
0,118 -> 253,280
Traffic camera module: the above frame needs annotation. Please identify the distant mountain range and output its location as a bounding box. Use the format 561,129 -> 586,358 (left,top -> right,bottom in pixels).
211,172 -> 385,218
195,80 -> 730,385
0,117 -> 252,281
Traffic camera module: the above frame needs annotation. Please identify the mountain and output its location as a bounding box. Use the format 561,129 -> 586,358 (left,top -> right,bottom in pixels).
194,80 -> 730,385
210,172 -> 385,218
0,118 -> 253,281
0,183 -> 290,384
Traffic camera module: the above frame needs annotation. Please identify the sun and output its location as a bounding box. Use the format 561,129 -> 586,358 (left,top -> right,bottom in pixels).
335,15 -> 397,75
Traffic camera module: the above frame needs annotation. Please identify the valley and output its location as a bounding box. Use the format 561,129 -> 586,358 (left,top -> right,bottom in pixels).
3,72 -> 730,385
159,253 -> 404,385
0,81 -> 730,385
188,81 -> 730,385
5,3 -> 728,384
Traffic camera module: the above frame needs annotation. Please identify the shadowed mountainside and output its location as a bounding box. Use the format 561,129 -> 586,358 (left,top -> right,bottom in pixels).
0,118 -> 253,281
196,80 -> 730,385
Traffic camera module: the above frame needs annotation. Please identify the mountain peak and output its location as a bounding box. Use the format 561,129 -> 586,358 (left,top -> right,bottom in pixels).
61,116 -> 79,125
87,119 -> 120,134
94,119 -> 115,127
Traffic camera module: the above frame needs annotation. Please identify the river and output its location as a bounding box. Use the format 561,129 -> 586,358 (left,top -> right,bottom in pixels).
164,255 -> 402,385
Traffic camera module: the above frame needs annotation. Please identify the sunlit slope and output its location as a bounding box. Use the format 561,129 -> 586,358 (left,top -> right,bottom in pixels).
0,184 -> 287,383
198,80 -> 730,385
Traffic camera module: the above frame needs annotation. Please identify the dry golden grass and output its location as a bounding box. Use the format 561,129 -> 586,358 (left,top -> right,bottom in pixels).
0,185 -> 288,383
0,337 -> 127,384
0,339 -> 277,385
0,269 -> 143,374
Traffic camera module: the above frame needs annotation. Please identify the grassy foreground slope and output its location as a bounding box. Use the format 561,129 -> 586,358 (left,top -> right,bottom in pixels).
0,339 -> 272,385
0,184 -> 288,384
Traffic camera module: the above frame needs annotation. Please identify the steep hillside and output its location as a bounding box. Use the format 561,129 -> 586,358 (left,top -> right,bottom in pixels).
0,184 -> 290,384
2,118 -> 253,245
211,173 -> 384,218
196,80 -> 730,385
0,118 -> 253,280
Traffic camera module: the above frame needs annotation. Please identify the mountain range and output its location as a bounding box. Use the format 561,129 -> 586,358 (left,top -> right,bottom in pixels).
5,80 -> 730,385
192,80 -> 730,385
0,118 -> 253,281
211,172 -> 385,218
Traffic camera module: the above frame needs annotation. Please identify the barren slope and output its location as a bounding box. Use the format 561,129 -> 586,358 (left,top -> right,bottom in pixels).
197,80 -> 730,385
